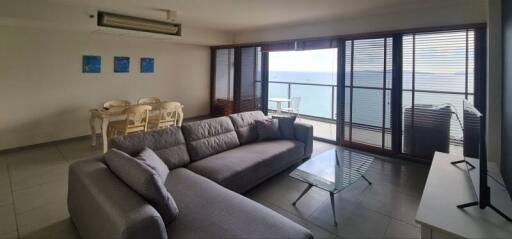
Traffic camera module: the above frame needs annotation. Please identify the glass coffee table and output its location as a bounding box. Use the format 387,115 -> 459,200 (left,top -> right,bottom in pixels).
290,148 -> 374,226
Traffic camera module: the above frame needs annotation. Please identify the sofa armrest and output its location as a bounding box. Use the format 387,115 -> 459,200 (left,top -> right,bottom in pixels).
294,122 -> 313,158
68,157 -> 167,239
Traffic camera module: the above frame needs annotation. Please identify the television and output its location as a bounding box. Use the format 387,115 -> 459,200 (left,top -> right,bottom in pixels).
453,100 -> 511,221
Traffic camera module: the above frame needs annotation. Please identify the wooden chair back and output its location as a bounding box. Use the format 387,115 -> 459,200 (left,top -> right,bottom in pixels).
122,105 -> 152,134
103,99 -> 130,109
155,102 -> 181,129
137,97 -> 161,104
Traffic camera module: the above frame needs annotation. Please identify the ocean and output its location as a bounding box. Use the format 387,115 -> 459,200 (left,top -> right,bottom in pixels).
268,70 -> 472,138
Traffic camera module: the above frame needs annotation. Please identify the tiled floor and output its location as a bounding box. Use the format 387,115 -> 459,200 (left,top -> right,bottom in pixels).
0,137 -> 102,239
0,137 -> 429,239
246,141 -> 429,239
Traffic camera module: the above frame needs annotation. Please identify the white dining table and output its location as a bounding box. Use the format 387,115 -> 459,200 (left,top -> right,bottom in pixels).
269,98 -> 291,114
89,103 -> 184,153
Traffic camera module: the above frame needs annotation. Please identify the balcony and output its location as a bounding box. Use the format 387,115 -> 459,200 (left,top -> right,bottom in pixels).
267,81 -> 464,156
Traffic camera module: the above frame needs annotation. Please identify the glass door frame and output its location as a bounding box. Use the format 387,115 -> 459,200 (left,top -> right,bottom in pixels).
263,49 -> 339,143
219,23 -> 487,160
336,35 -> 401,156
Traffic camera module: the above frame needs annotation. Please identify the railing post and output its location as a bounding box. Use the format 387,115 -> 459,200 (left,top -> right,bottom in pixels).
287,83 -> 291,108
331,86 -> 335,120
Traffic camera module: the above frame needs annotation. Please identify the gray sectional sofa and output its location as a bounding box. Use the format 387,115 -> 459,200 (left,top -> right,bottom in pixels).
68,111 -> 314,239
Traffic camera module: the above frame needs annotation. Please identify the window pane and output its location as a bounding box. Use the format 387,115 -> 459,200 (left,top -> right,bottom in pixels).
268,49 -> 337,141
402,30 -> 474,159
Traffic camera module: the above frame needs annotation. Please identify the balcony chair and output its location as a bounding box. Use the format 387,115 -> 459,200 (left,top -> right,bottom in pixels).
281,97 -> 301,118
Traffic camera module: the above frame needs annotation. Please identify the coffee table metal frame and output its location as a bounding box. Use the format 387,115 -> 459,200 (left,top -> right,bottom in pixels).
290,149 -> 373,226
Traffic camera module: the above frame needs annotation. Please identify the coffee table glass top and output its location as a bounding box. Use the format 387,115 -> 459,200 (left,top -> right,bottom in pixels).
290,148 -> 374,193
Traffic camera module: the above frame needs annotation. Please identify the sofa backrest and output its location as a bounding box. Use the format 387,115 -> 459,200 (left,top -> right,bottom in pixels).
110,127 -> 190,170
68,157 -> 167,239
229,111 -> 267,145
181,116 -> 240,161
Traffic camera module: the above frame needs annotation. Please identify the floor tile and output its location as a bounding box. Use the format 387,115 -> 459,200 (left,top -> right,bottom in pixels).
309,196 -> 391,239
9,163 -> 68,192
247,173 -> 329,219
21,219 -> 78,239
0,156 -> 9,181
13,181 -> 67,214
5,146 -> 62,165
0,204 -> 17,237
0,231 -> 18,239
0,177 -> 13,206
384,219 -> 419,239
261,200 -> 338,239
16,199 -> 73,238
358,181 -> 421,226
56,137 -> 102,162
6,146 -> 69,192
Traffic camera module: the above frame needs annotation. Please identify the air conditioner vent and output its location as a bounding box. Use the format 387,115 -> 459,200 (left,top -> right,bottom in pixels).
97,11 -> 181,36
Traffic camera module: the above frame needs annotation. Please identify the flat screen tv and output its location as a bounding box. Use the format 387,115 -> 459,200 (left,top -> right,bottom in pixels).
454,100 -> 511,221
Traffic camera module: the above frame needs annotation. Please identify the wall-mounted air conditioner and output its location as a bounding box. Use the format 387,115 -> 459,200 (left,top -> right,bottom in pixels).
97,11 -> 181,36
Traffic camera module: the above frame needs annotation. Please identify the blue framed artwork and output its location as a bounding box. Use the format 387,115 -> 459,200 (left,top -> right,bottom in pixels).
82,55 -> 101,73
114,56 -> 130,73
140,57 -> 154,73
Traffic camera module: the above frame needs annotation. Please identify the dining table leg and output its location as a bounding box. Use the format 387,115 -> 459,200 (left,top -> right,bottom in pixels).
101,119 -> 109,153
89,115 -> 96,146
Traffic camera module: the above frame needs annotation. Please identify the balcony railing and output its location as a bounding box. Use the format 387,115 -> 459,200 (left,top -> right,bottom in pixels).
268,81 -> 338,121
266,80 -> 469,149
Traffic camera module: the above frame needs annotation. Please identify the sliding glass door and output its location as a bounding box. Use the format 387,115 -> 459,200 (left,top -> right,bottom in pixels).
211,25 -> 485,161
267,49 -> 338,141
341,37 -> 393,151
211,48 -> 235,116
401,29 -> 480,159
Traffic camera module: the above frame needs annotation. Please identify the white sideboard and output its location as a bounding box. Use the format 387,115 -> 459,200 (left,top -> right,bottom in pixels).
416,152 -> 512,238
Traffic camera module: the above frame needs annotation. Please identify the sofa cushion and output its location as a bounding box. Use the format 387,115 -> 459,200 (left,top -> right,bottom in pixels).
110,127 -> 190,170
104,149 -> 179,224
273,115 -> 297,139
137,147 -> 169,181
255,118 -> 281,141
181,116 -> 240,161
187,140 -> 305,193
229,111 -> 267,145
165,168 -> 313,239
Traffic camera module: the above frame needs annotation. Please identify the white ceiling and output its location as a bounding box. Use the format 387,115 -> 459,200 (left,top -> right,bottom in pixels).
1,0 -> 484,32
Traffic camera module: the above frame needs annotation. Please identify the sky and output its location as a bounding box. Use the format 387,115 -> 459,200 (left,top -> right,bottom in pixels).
268,30 -> 472,74
269,49 -> 337,72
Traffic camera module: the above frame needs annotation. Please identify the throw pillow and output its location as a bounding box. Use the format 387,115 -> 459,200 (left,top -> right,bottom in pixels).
255,118 -> 281,141
137,147 -> 169,181
105,149 -> 179,224
272,115 -> 297,139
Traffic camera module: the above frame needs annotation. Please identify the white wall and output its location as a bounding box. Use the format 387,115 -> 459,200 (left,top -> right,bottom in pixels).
0,25 -> 212,150
234,2 -> 486,43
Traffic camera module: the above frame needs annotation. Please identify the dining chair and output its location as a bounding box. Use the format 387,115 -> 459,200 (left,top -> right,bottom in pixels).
148,102 -> 182,130
103,99 -> 130,109
281,97 -> 301,118
107,105 -> 152,140
137,97 -> 161,104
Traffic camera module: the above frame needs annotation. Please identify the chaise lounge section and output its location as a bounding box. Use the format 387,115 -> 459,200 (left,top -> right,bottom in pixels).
68,111 -> 314,239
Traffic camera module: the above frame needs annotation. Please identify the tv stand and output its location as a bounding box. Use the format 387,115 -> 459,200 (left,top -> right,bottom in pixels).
450,158 -> 512,222
451,159 -> 476,170
416,153 -> 512,239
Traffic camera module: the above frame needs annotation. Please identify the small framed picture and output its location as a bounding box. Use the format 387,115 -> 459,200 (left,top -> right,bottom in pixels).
114,56 -> 130,73
140,57 -> 154,73
82,55 -> 101,73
